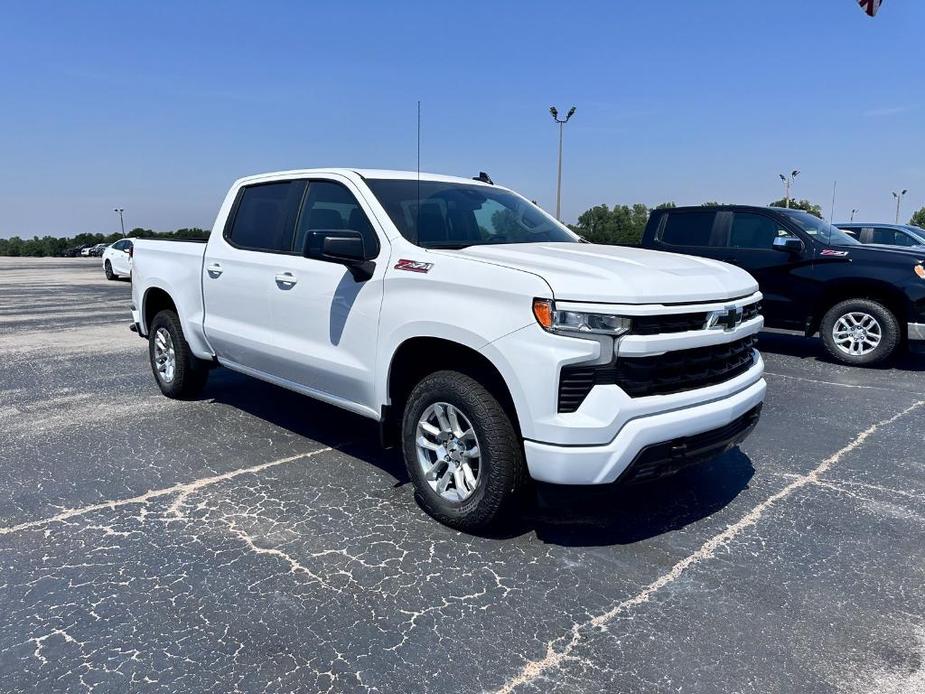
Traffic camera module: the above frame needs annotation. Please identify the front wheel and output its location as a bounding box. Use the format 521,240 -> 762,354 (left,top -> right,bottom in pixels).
820,298 -> 900,366
401,370 -> 527,532
148,310 -> 210,398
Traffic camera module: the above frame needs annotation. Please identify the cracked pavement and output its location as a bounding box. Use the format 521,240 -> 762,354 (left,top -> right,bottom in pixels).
0,257 -> 923,693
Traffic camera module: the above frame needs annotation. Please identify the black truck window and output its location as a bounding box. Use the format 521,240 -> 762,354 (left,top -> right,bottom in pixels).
659,211 -> 715,247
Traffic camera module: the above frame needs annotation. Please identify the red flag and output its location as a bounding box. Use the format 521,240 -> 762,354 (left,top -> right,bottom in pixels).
858,0 -> 883,17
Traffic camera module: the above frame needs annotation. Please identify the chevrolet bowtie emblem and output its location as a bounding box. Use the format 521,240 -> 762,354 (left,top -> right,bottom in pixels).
706,305 -> 744,332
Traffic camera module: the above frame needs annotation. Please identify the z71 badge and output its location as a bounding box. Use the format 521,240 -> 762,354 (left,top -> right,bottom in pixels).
394,259 -> 433,273
820,249 -> 850,257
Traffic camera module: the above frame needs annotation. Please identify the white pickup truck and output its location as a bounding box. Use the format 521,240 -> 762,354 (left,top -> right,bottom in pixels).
130,169 -> 766,530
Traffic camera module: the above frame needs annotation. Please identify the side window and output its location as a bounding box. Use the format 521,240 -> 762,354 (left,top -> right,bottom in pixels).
659,211 -> 715,247
729,213 -> 794,249
294,181 -> 379,256
226,181 -> 304,253
111,240 -> 124,251
872,227 -> 916,247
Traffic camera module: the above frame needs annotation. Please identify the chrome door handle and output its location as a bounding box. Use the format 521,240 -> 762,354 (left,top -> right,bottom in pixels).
206,263 -> 223,278
275,272 -> 297,287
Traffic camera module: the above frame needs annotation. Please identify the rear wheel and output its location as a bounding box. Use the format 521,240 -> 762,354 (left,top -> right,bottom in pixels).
148,310 -> 210,398
104,260 -> 116,280
401,370 -> 526,532
820,298 -> 900,366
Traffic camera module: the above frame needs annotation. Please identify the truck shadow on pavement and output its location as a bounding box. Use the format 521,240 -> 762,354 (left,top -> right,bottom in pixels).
757,330 -> 925,372
199,368 -> 755,548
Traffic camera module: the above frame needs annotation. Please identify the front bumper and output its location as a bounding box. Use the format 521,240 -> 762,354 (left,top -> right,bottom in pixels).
523,376 -> 767,485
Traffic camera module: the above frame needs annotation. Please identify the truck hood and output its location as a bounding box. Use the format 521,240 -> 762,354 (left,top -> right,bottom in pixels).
449,243 -> 759,304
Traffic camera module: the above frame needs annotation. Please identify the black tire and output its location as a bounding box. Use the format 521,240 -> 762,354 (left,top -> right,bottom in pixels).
148,310 -> 210,399
820,298 -> 901,366
401,370 -> 527,532
104,261 -> 116,281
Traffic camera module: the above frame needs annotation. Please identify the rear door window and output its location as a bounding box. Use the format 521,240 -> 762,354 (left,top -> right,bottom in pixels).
226,181 -> 305,253
659,211 -> 716,246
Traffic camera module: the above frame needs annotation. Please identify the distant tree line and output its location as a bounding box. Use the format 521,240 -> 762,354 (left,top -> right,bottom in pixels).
0,227 -> 210,256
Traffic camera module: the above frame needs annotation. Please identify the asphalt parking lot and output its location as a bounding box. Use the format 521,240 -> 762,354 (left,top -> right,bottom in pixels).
0,256 -> 923,693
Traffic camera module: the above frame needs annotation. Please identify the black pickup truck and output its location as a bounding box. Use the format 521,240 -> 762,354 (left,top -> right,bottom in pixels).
641,205 -> 925,365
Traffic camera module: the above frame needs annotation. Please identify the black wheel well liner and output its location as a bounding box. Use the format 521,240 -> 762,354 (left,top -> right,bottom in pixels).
142,287 -> 178,333
383,337 -> 520,446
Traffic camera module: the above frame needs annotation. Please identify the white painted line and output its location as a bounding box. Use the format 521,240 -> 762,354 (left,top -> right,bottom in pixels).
0,447 -> 334,537
496,399 -> 925,693
764,371 -> 902,392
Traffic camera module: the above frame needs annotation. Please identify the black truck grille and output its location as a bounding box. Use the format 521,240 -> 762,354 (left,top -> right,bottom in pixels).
632,301 -> 761,335
558,334 -> 758,412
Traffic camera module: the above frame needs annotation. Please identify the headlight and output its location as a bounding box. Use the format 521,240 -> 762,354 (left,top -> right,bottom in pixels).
532,298 -> 632,336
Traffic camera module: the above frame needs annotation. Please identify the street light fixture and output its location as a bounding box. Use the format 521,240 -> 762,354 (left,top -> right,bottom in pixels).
779,170 -> 800,208
850,208 -> 859,222
549,105 -> 576,220
892,190 -> 908,224
114,208 -> 125,237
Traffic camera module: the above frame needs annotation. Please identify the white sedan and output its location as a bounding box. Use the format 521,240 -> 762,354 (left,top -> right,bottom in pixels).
102,239 -> 133,280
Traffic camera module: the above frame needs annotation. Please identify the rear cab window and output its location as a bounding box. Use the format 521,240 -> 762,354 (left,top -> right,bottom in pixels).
225,180 -> 305,253
657,211 -> 717,247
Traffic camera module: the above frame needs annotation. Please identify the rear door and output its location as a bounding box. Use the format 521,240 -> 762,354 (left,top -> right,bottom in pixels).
202,179 -> 306,374
717,210 -> 811,328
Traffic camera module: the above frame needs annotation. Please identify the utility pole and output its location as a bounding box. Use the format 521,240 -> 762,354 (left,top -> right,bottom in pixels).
549,106 -> 576,220
778,170 -> 800,208
114,208 -> 125,236
892,190 -> 907,224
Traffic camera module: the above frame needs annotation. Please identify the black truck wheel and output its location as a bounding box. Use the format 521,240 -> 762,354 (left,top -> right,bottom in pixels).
820,298 -> 900,366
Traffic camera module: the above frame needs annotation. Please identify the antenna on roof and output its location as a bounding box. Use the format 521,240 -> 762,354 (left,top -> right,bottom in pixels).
416,99 -> 421,243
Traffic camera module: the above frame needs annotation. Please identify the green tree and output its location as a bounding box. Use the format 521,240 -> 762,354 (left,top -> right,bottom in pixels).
572,203 -> 650,245
909,206 -> 925,228
655,202 -> 676,209
768,198 -> 823,217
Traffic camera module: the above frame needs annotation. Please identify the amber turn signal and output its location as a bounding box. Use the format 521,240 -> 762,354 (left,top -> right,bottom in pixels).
915,264 -> 925,280
532,298 -> 554,330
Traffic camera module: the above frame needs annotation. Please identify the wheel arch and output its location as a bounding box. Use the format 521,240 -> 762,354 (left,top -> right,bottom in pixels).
383,336 -> 521,446
142,286 -> 178,334
808,279 -> 908,339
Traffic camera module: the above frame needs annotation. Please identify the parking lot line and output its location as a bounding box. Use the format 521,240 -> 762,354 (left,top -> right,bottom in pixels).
0,447 -> 334,537
764,371 -> 903,391
496,398 -> 925,693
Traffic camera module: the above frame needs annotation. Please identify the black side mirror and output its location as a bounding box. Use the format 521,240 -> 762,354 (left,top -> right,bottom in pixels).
303,230 -> 375,280
772,236 -> 804,254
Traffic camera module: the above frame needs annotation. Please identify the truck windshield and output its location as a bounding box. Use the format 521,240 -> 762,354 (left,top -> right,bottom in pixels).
365,179 -> 578,249
781,210 -> 860,246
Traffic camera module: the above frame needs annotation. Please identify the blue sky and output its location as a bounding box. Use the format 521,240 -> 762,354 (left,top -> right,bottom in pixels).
0,0 -> 922,237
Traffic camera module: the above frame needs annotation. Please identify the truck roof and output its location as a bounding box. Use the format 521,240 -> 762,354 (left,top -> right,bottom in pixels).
234,168 -> 500,188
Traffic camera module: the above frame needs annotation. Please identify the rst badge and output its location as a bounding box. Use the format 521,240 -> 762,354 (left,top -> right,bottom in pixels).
820,249 -> 850,257
706,305 -> 744,332
394,259 -> 433,273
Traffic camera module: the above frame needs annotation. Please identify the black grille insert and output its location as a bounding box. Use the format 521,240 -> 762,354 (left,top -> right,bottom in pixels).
558,334 -> 758,412
632,301 -> 761,335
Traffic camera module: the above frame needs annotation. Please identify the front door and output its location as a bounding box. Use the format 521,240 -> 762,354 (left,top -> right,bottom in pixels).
717,210 -> 811,328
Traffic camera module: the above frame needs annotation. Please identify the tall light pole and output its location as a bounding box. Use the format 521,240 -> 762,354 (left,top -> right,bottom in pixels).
549,106 -> 576,221
778,170 -> 800,208
850,208 -> 858,222
892,189 -> 907,224
114,208 -> 125,236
